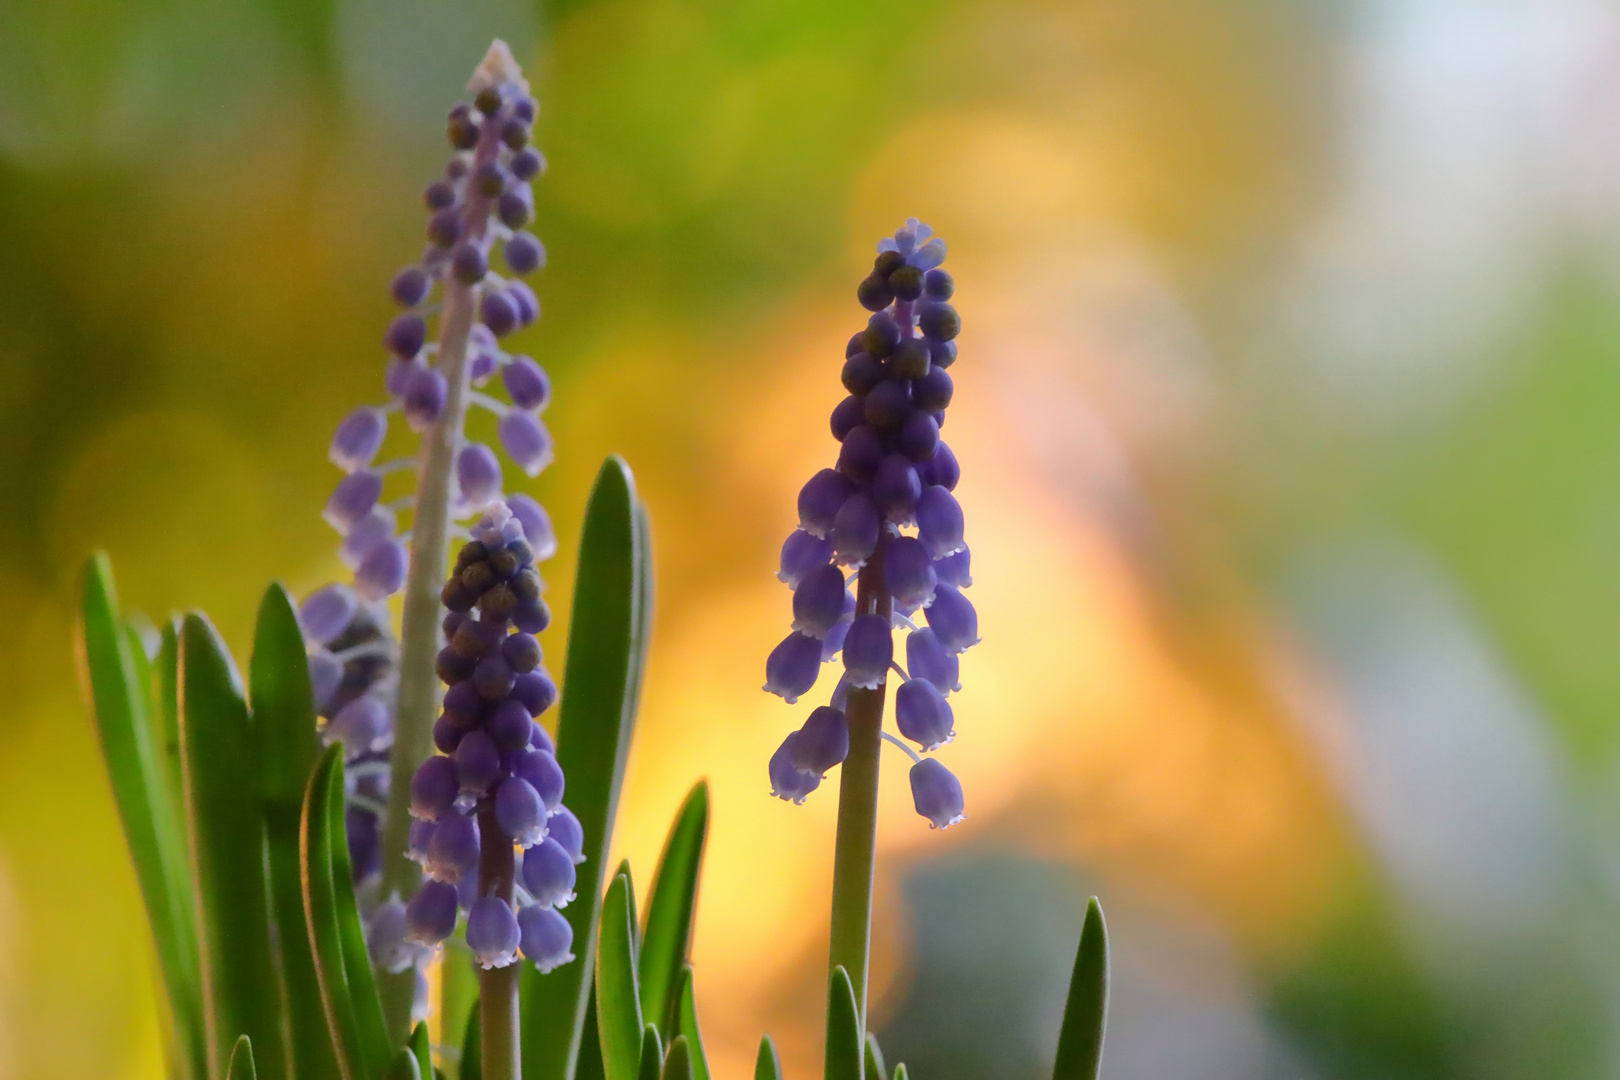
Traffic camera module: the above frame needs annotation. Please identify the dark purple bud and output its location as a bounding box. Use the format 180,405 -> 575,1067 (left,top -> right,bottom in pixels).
433,713 -> 466,754
521,838 -> 576,907
326,696 -> 391,755
386,357 -> 415,398
502,356 -> 550,410
481,290 -> 519,337
924,583 -> 979,654
896,679 -> 955,751
836,425 -> 884,483
403,365 -> 449,430
862,312 -> 901,359
424,180 -> 456,210
425,810 -> 480,883
391,266 -> 433,308
792,706 -> 849,775
906,627 -> 960,694
842,614 -> 893,689
891,338 -> 930,380
428,207 -> 463,247
406,880 -> 460,945
916,486 -> 965,558
501,118 -> 531,150
934,547 -> 971,589
889,264 -> 924,302
386,314 -> 427,359
514,598 -> 552,635
499,412 -> 553,476
454,728 -> 502,795
467,896 -> 521,969
792,563 -> 847,639
930,339 -> 958,369
330,408 -> 387,471
548,805 -> 586,863
846,332 -> 866,357
498,186 -> 533,229
474,654 -> 516,702
798,469 -> 851,539
513,669 -> 558,715
511,747 -> 565,810
919,441 -> 959,491
857,275 -> 894,312
510,147 -> 546,180
884,536 -> 937,611
473,89 -> 502,116
473,160 -> 506,197
530,718 -> 555,755
778,528 -> 834,588
489,697 -> 535,751
871,455 -> 922,523
451,242 -> 488,284
495,776 -> 547,846
832,492 -> 880,568
764,631 -> 822,704
519,904 -> 575,972
469,349 -> 498,385
502,632 -> 542,672
342,509 -> 396,569
768,732 -> 821,804
457,443 -> 503,509
923,268 -> 954,300
513,97 -> 538,122
842,352 -> 884,396
448,111 -> 480,150
300,584 -> 357,646
508,280 -> 540,325
444,680 -> 484,724
505,232 -> 546,275
910,758 -> 965,829
324,470 -> 383,531
863,380 -> 912,431
831,395 -> 865,441
410,756 -> 460,821
507,494 -> 558,560
897,410 -> 940,463
919,302 -> 960,343
914,367 -> 953,412
355,539 -> 408,600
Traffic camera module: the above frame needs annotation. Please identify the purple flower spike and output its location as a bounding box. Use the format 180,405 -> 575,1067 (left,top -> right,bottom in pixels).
457,443 -> 503,509
467,896 -> 521,969
779,528 -> 835,588
498,411 -> 553,476
883,536 -> 937,612
934,547 -> 971,589
792,564 -> 848,639
896,679 -> 954,751
798,469 -> 849,539
547,805 -> 585,864
495,776 -> 547,846
909,758 -> 966,829
924,582 -> 979,653
355,539 -> 408,600
764,631 -> 823,703
791,706 -> 849,775
410,755 -> 460,821
506,494 -> 558,560
324,471 -> 384,531
330,408 -> 387,471
425,810 -> 480,883
906,627 -> 960,694
503,355 -> 551,410
518,905 -> 575,972
520,838 -> 576,907
916,486 -> 965,558
300,584 -> 357,647
769,732 -> 821,804
832,493 -> 880,569
841,614 -> 893,690
403,365 -> 449,430
406,879 -> 460,945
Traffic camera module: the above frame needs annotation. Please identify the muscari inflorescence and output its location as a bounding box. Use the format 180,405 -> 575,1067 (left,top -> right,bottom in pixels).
765,218 -> 975,829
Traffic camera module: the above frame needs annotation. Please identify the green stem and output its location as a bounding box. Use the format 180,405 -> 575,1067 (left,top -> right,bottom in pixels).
827,536 -> 891,1031
479,803 -> 522,1080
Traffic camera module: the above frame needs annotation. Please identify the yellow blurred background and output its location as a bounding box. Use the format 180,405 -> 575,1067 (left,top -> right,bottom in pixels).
6,0 -> 1620,1076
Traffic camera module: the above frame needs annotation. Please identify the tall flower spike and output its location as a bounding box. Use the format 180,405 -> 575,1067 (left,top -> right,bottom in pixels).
764,217 -> 975,832
298,39 -> 564,1026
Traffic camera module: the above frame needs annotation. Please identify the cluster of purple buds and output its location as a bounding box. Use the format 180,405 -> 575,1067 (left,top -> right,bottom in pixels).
765,219 -> 975,830
397,504 -> 582,973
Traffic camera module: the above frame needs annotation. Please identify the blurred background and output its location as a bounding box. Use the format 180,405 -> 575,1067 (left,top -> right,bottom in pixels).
4,0 -> 1620,1075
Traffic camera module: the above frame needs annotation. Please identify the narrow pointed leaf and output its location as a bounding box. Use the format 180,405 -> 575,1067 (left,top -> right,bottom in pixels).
864,1033 -> 887,1080
157,617 -> 184,815
461,998 -> 482,1080
179,612 -> 286,1080
575,983 -> 607,1080
673,968 -> 709,1080
824,966 -> 862,1080
597,872 -> 645,1080
636,1025 -> 664,1080
522,457 -> 652,1080
891,1067 -> 908,1080
639,783 -> 709,1034
78,556 -> 204,1080
616,857 -> 639,959
1052,897 -> 1109,1080
385,1048 -> 424,1080
661,1037 -> 693,1080
251,583 -> 338,1080
227,1036 -> 257,1080
411,1022 -> 434,1080
754,1035 -> 783,1080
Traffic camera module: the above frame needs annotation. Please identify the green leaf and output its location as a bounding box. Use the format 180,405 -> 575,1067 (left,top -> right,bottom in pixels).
824,966 -> 862,1080
754,1035 -> 783,1080
77,556 -> 204,1080
638,783 -> 709,1035
250,583 -> 338,1080
891,1067 -> 908,1080
864,1033 -> 887,1080
385,1048 -> 424,1080
179,612 -> 286,1080
461,998 -> 482,1080
575,984 -> 606,1080
1052,897 -> 1109,1080
411,1022 -> 434,1080
522,457 -> 652,1080
227,1036 -> 257,1080
301,745 -> 391,1080
597,872 -> 646,1080
636,1025 -> 664,1080
660,1037 -> 693,1080
156,617 -> 186,842
673,968 -> 709,1080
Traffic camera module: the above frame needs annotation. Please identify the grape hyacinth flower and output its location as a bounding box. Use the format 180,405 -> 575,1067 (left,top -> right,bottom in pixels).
764,218 -> 975,1022
298,39 -> 563,1035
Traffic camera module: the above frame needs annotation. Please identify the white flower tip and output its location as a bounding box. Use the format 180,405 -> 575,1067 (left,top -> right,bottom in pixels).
470,40 -> 529,96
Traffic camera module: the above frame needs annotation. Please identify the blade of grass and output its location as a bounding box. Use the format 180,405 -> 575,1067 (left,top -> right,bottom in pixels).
754,1036 -> 782,1080
638,783 -> 708,1035
597,872 -> 645,1080
824,966 -> 861,1080
227,1036 -> 257,1080
636,1026 -> 663,1080
863,1034 -> 887,1080
411,1022 -> 434,1080
672,968 -> 709,1080
1051,897 -> 1109,1080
